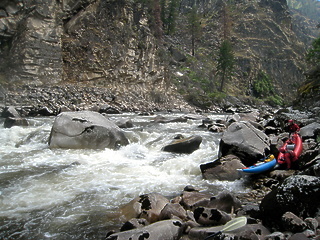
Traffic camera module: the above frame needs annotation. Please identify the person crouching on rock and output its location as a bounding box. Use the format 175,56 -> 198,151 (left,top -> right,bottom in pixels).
287,119 -> 300,136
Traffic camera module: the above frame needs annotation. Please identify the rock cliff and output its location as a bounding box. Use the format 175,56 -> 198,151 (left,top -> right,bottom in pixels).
0,0 -> 318,110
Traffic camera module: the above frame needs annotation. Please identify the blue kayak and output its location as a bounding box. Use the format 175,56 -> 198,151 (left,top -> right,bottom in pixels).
238,157 -> 277,175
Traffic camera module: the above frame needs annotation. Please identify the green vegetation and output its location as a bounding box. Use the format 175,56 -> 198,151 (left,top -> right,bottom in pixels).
161,0 -> 179,35
217,40 -> 234,92
306,36 -> 320,66
252,70 -> 283,106
187,6 -> 202,56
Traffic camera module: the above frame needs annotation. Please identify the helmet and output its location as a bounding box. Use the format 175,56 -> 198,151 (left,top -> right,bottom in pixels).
288,119 -> 294,123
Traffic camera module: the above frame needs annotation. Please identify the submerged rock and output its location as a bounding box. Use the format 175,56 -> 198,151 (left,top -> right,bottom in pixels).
162,135 -> 202,154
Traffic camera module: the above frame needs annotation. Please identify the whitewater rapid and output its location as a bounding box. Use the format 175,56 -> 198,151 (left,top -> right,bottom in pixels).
0,113 -> 247,239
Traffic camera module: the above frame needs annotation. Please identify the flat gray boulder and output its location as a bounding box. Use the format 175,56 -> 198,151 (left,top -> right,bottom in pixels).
219,121 -> 270,166
48,111 -> 129,149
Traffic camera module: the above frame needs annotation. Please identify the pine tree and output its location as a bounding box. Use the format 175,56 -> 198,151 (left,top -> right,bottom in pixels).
188,5 -> 201,56
216,1 -> 234,92
217,40 -> 234,92
166,0 -> 179,35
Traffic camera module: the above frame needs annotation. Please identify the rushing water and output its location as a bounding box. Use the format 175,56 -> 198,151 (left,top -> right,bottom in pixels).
0,113 -> 248,239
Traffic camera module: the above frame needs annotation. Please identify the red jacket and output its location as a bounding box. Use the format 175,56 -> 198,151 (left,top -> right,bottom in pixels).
289,123 -> 300,133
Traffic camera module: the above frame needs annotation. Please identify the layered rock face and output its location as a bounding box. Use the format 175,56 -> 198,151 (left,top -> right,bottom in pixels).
0,0 -> 63,84
0,0 -> 318,105
0,0 -> 176,107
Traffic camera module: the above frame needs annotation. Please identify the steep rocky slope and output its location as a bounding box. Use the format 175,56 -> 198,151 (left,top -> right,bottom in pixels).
171,0 -> 318,101
0,0 -> 319,110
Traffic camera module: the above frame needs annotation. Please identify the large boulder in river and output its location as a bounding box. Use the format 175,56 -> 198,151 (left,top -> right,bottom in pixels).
260,175 -> 320,230
48,111 -> 129,149
219,121 -> 270,166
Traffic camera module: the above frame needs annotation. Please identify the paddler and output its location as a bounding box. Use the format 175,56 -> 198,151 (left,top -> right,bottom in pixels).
287,119 -> 300,136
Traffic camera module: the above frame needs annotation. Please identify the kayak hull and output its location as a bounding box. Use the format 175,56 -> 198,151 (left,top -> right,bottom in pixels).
238,159 -> 277,175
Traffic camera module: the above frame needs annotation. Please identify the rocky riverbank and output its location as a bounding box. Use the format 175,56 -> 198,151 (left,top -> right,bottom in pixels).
0,84 -> 198,117
102,108 -> 320,239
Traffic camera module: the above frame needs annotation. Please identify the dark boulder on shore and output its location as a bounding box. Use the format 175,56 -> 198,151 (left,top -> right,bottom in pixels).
260,175 -> 320,230
48,111 -> 129,150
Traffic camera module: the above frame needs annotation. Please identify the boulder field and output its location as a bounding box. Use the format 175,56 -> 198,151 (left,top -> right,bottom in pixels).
104,109 -> 320,239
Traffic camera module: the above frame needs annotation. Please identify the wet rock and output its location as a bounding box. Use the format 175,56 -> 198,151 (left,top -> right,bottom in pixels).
99,105 -> 121,114
282,212 -> 307,233
269,169 -> 296,181
302,229 -> 317,238
116,118 -> 133,128
193,207 -> 231,226
208,123 -> 226,132
4,116 -> 28,128
1,106 -> 20,118
299,159 -> 320,177
288,233 -> 309,240
120,193 -> 169,223
238,204 -> 261,219
219,121 -> 270,166
207,191 -> 242,213
106,219 -> 185,240
304,217 -> 319,231
153,115 -> 188,123
201,154 -> 245,181
37,106 -> 55,116
179,191 -> 213,210
264,231 -> 288,240
230,223 -> 271,240
120,218 -> 148,231
159,203 -> 188,221
260,175 -> 320,230
162,135 -> 202,154
48,111 -> 129,149
188,223 -> 269,240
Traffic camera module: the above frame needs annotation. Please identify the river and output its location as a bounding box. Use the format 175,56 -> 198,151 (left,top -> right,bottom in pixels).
0,112 -> 248,239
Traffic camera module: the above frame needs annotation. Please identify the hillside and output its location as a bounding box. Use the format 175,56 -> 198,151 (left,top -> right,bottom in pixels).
0,0 -> 319,110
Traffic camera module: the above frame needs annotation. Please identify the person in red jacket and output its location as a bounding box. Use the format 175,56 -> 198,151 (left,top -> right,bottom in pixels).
288,119 -> 300,135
